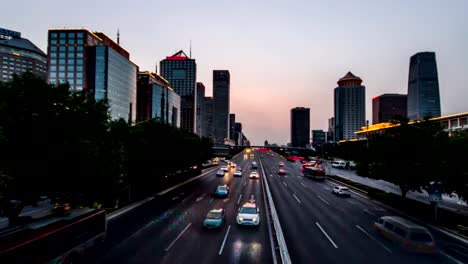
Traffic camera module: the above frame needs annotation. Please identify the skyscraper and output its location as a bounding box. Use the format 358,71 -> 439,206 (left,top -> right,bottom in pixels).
196,82 -> 205,135
334,72 -> 366,141
201,96 -> 213,140
234,122 -> 242,146
212,70 -> 230,145
160,50 -> 197,133
0,28 -> 47,81
327,117 -> 335,142
372,94 -> 407,124
229,113 -> 236,141
407,52 -> 441,120
312,130 -> 326,145
290,107 -> 310,148
47,29 -> 137,121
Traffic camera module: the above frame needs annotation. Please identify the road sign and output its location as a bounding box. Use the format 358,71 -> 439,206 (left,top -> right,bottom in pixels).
430,193 -> 442,202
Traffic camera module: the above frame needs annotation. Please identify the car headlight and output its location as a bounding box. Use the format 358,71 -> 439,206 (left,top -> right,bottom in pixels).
238,217 -> 244,221
252,217 -> 258,222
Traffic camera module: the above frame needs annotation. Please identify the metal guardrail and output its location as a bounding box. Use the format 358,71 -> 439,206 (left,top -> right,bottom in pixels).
260,160 -> 291,264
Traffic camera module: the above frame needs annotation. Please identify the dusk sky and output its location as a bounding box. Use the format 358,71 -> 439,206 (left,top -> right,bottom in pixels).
3,0 -> 468,145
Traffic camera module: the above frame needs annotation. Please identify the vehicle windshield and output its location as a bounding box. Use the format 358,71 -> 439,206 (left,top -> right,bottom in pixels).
410,232 -> 432,242
240,207 -> 257,214
217,186 -> 227,191
206,212 -> 223,219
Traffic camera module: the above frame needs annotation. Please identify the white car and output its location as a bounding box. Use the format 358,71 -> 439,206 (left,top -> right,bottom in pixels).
221,166 -> 229,172
249,171 -> 259,179
332,186 -> 351,197
331,160 -> 346,169
216,170 -> 225,177
234,170 -> 242,177
237,202 -> 260,226
230,163 -> 237,168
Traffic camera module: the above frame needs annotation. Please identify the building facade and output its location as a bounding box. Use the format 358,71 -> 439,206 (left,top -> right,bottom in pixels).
137,71 -> 180,127
196,82 -> 205,135
327,117 -> 335,142
312,130 -> 326,145
407,52 -> 441,120
234,122 -> 242,146
0,28 -> 47,81
372,94 -> 407,124
47,29 -> 137,121
160,50 -> 197,133
229,113 -> 236,141
291,107 -> 310,148
212,70 -> 230,145
334,72 -> 366,141
201,96 -> 213,140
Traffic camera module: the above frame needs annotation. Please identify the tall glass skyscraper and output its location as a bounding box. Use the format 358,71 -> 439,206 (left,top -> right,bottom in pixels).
334,72 -> 366,141
291,107 -> 310,147
407,52 -> 441,120
160,50 -> 197,133
213,70 -> 230,145
47,29 -> 137,121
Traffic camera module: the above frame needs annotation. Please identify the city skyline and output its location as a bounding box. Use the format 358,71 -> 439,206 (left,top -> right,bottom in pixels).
3,0 -> 468,145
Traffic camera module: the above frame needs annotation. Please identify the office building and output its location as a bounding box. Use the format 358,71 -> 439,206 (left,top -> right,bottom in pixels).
291,107 -> 310,148
327,117 -> 335,142
229,114 -> 236,141
407,52 -> 441,120
213,70 -> 230,145
372,94 -> 407,124
137,71 -> 180,127
0,28 -> 47,81
196,82 -> 205,135
160,50 -> 197,133
334,72 -> 366,141
201,96 -> 214,140
312,130 -> 326,145
234,122 -> 242,145
47,29 -> 137,121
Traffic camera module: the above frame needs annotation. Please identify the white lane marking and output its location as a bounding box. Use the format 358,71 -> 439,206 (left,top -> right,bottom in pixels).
283,181 -> 288,187
195,193 -> 206,202
300,182 -> 307,188
316,222 -> 338,248
209,198 -> 214,203
363,209 -> 377,217
164,223 -> 192,252
171,196 -> 180,201
218,225 -> 232,255
356,225 -> 392,253
293,193 -> 302,204
439,250 -> 465,264
223,198 -> 230,203
322,185 -> 330,191
317,195 -> 330,205
243,181 -> 247,187
237,194 -> 242,204
349,190 -> 369,199
269,174 -> 273,177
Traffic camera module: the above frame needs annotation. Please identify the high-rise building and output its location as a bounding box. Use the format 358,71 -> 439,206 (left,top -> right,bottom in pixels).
47,29 -> 137,121
327,117 -> 335,142
212,70 -> 230,145
407,52 -> 441,120
201,96 -> 213,140
372,94 -> 407,124
160,50 -> 197,133
291,107 -> 310,148
0,28 -> 47,81
196,82 -> 205,135
137,71 -> 180,127
229,114 -> 236,141
312,130 -> 326,145
234,122 -> 242,145
334,72 -> 366,141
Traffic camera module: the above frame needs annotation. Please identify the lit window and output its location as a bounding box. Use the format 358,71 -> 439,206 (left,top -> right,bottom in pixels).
50,72 -> 56,78
76,59 -> 83,65
68,59 -> 74,65
68,32 -> 75,38
77,46 -> 83,52
59,66 -> 65,71
68,39 -> 75,45
67,72 -> 74,78
58,72 -> 65,78
77,32 -> 84,38
68,46 -> 75,52
76,72 -> 83,78
76,52 -> 83,58
59,59 -> 65,65
76,66 -> 83,71
50,59 -> 57,65
77,39 -> 84,45
59,46 -> 66,52
67,65 -> 74,71
50,33 -> 57,38
59,33 -> 66,38
76,79 -> 83,85
50,53 -> 57,58
50,66 -> 56,71
59,53 -> 65,58
50,46 -> 57,52
59,39 -> 66,44
68,79 -> 74,85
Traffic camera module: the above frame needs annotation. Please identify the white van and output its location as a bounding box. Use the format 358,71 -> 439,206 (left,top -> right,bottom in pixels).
374,216 -> 436,254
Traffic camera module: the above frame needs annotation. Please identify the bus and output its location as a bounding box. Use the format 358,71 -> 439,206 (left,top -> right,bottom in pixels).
0,208 -> 106,263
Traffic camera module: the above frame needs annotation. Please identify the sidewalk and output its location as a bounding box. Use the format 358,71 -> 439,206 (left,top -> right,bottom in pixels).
0,200 -> 53,229
324,164 -> 468,216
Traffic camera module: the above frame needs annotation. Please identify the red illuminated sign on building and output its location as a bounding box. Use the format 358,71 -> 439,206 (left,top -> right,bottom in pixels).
166,56 -> 187,61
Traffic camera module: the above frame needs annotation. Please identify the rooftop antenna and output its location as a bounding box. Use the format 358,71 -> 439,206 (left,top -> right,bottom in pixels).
189,40 -> 192,58
117,28 -> 120,45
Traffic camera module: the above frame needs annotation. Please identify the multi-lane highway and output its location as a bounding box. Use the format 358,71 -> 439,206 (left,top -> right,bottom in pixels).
262,152 -> 467,264
95,152 -> 272,264
93,149 -> 467,264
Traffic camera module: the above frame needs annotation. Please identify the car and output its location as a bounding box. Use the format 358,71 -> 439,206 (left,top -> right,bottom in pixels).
331,160 -> 346,169
214,185 -> 229,197
332,186 -> 351,197
234,170 -> 242,177
277,169 -> 286,175
230,163 -> 237,168
374,216 -> 436,254
303,165 -> 326,180
203,209 -> 225,229
237,202 -> 260,226
216,170 -> 225,177
249,171 -> 259,179
279,162 -> 284,167
221,166 -> 229,172
261,155 -> 264,158
270,153 -> 274,157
